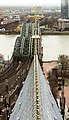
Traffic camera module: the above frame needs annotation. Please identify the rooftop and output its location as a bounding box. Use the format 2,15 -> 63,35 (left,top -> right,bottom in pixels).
10,60 -> 62,120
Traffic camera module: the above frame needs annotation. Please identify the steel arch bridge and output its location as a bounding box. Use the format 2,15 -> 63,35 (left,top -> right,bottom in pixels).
0,7 -> 63,120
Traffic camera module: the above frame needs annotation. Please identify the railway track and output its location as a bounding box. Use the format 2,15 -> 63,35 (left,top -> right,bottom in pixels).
0,57 -> 32,119
0,20 -> 43,119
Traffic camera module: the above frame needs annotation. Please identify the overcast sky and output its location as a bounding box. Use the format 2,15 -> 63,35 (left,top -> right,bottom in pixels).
0,0 -> 61,6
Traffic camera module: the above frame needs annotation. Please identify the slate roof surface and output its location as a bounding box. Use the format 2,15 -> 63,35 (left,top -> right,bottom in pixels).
10,60 -> 63,120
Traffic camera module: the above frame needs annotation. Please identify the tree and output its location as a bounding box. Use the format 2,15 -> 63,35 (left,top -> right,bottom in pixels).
58,55 -> 69,70
47,18 -> 55,29
58,55 -> 69,86
47,68 -> 59,99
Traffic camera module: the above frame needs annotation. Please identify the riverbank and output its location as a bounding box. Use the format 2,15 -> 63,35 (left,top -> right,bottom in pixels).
0,30 -> 69,35
0,31 -> 20,35
43,61 -> 69,86
43,61 -> 57,78
41,31 -> 69,35
43,61 -> 69,109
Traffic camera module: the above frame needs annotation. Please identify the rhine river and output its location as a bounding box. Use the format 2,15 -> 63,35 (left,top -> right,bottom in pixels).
0,35 -> 69,61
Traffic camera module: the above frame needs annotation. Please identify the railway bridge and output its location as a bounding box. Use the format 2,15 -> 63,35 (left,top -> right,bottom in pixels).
0,7 -> 63,120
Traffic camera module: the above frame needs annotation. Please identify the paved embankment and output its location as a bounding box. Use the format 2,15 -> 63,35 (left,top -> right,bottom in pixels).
43,61 -> 57,78
42,31 -> 69,35
43,61 -> 69,119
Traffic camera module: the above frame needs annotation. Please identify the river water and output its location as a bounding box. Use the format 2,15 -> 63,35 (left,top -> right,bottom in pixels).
0,35 -> 19,60
0,35 -> 69,61
42,35 -> 69,61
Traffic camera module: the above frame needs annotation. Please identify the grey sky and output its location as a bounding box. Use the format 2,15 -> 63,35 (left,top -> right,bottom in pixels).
0,0 -> 61,6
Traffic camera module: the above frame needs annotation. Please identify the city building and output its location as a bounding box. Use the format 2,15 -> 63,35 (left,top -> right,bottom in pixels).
10,15 -> 20,21
61,0 -> 69,19
59,0 -> 69,30
58,18 -> 69,30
